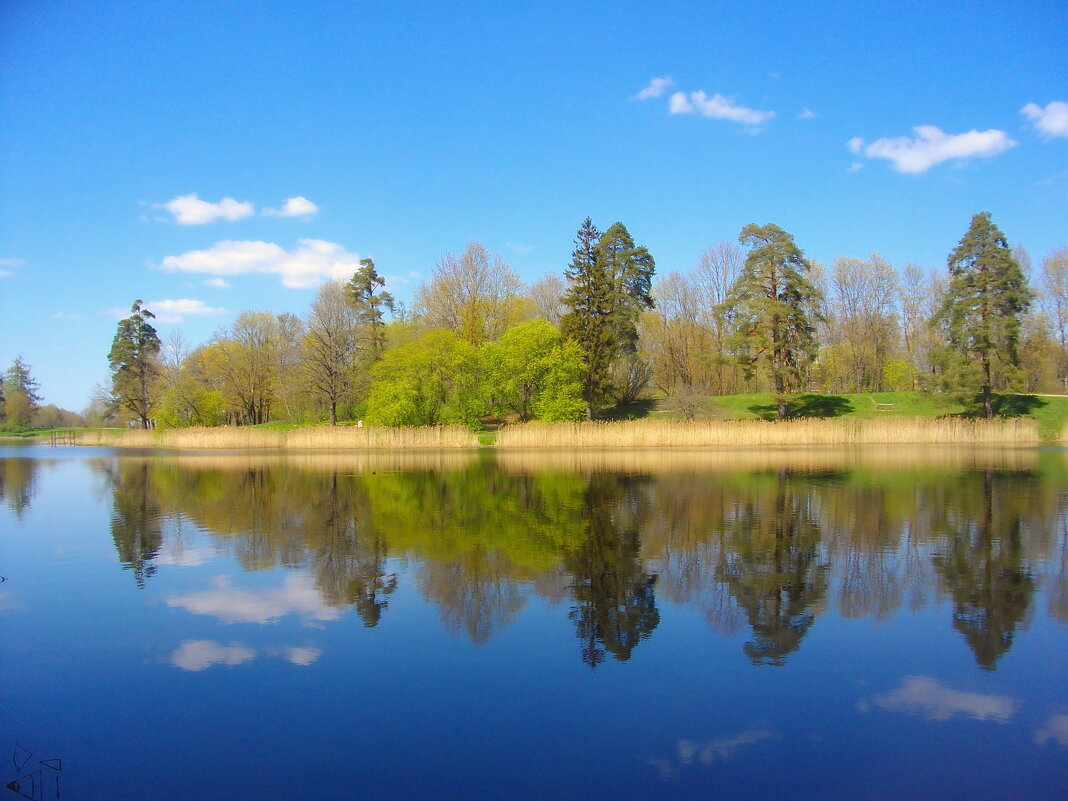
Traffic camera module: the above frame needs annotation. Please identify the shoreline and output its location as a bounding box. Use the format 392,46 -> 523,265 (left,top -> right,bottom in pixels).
7,416 -> 1063,450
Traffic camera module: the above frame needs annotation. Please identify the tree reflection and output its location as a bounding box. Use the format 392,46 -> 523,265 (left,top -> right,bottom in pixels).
0,457 -> 37,518
932,470 -> 1037,670
103,459 -> 163,587
564,475 -> 660,667
716,470 -> 829,666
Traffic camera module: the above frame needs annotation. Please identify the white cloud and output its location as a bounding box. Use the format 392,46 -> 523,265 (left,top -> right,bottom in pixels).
171,640 -> 256,671
668,90 -> 774,127
634,76 -> 673,100
649,730 -> 777,780
0,270 -> 11,278
848,162 -> 864,172
1035,714 -> 1068,747
0,257 -> 24,267
51,312 -> 84,320
158,193 -> 255,225
263,196 -> 320,218
147,298 -> 229,323
158,239 -> 362,289
848,125 -> 1016,173
798,107 -> 817,120
1021,100 -> 1068,139
505,241 -> 535,255
166,574 -> 342,624
204,278 -> 232,289
867,676 -> 1018,722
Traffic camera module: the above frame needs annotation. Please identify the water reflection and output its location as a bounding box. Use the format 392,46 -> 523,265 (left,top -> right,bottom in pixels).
86,449 -> 1068,669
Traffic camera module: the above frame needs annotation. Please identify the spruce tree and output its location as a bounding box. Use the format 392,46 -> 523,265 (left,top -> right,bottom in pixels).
561,218 -> 613,419
727,223 -> 822,419
937,212 -> 1033,419
109,300 -> 162,428
346,257 -> 395,362
595,222 -> 656,353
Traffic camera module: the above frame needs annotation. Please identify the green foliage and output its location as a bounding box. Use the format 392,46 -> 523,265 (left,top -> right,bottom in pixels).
485,319 -> 586,422
365,329 -> 484,427
936,212 -> 1034,417
727,223 -> 823,418
4,356 -> 42,409
881,358 -> 916,392
108,300 -> 161,429
155,386 -> 226,429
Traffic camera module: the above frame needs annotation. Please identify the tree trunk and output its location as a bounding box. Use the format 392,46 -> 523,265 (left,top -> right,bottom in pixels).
982,355 -> 993,420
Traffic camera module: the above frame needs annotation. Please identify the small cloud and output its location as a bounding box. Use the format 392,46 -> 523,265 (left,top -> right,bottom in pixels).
1021,100 -> 1068,139
204,278 -> 231,288
505,241 -> 535,255
848,162 -> 864,172
649,730 -> 777,780
866,676 -> 1018,723
146,298 -> 229,324
634,76 -> 673,101
798,107 -> 817,120
0,257 -> 24,267
0,270 -> 11,278
157,239 -> 363,289
263,196 -> 320,218
171,640 -> 256,672
846,126 -> 1016,173
668,90 -> 774,127
156,544 -> 218,567
1035,714 -> 1068,747
157,193 -> 255,225
51,312 -> 84,320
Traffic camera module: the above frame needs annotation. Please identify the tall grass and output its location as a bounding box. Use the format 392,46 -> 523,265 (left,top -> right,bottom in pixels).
495,417 -> 1043,448
76,425 -> 480,450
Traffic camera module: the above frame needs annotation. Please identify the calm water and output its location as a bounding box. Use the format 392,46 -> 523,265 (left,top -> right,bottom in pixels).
1,445 -> 1066,800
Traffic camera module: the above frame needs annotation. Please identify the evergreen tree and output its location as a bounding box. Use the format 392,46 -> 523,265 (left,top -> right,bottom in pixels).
936,212 -> 1033,419
109,300 -> 162,428
727,223 -> 822,419
560,218 -> 612,418
4,355 -> 42,405
346,257 -> 395,361
596,222 -> 656,353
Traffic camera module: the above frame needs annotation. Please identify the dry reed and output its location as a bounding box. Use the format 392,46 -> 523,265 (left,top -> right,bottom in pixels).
495,417 -> 1041,449
75,425 -> 479,450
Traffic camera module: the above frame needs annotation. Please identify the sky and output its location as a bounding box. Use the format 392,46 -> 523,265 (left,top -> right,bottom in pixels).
1,0 -> 1066,411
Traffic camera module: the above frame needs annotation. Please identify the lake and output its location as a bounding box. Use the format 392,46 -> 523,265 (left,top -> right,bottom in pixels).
1,444 -> 1066,800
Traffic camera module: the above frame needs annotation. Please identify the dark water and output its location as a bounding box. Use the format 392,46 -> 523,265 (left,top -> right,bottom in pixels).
1,445 -> 1066,800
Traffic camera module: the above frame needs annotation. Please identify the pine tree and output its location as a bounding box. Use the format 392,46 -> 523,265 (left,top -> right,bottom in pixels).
937,212 -> 1033,419
109,300 -> 162,428
346,257 -> 395,361
561,218 -> 613,419
727,223 -> 822,419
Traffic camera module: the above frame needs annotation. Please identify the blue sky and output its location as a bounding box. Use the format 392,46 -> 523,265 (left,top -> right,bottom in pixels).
1,0 -> 1066,410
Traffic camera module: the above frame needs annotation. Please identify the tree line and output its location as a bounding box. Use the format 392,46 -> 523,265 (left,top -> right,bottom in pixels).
99,212 -> 1066,428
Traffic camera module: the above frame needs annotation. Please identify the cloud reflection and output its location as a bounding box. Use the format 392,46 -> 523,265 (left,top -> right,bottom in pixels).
1035,714 -> 1068,747
165,575 -> 341,624
867,676 -> 1018,723
170,640 -> 322,671
171,640 -> 255,671
648,729 -> 777,780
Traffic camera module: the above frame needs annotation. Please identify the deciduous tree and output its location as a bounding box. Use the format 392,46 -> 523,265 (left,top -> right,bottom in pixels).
304,281 -> 359,425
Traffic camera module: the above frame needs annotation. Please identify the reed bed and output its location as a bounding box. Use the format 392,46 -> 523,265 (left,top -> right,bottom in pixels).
495,417 -> 1042,449
495,444 -> 1044,475
76,425 -> 479,450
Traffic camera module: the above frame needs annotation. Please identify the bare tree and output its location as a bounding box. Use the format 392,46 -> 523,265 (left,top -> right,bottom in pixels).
528,272 -> 567,325
303,281 -> 359,425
